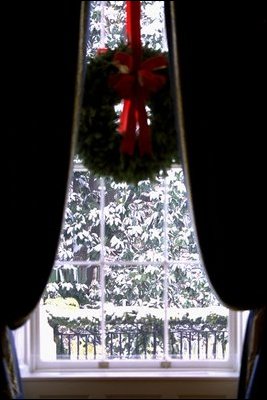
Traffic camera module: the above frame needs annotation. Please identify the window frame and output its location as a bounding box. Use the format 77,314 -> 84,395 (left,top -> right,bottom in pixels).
15,165 -> 245,375
13,165 -> 249,376
38,167 -> 229,365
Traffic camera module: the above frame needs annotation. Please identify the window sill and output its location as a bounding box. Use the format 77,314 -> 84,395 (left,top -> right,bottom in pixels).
21,368 -> 239,380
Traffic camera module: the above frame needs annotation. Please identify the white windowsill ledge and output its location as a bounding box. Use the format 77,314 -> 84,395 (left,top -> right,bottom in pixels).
21,368 -> 239,381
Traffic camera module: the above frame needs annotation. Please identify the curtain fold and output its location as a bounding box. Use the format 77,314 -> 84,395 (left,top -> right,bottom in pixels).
164,1 -> 267,398
1,1 -> 89,398
237,307 -> 267,399
164,1 -> 267,310
2,0 -> 89,328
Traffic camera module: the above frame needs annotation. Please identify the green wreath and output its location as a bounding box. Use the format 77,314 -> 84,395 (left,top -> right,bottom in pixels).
77,44 -> 179,185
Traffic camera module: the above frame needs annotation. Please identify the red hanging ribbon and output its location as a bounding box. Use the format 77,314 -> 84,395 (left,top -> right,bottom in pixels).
109,1 -> 168,157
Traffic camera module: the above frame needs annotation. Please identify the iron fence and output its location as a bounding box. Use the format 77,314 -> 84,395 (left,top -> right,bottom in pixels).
54,323 -> 228,360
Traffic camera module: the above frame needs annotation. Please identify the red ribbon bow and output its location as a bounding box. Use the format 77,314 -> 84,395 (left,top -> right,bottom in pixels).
109,52 -> 168,156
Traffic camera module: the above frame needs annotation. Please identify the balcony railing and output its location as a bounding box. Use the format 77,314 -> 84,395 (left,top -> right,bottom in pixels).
54,323 -> 228,360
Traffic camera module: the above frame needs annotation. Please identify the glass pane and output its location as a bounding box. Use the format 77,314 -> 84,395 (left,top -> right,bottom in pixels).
169,309 -> 229,360
105,264 -> 164,359
165,168 -> 230,361
168,262 -> 229,360
168,260 -> 229,360
40,263 -> 103,361
56,169 -> 101,262
166,167 -> 198,257
104,176 -> 166,262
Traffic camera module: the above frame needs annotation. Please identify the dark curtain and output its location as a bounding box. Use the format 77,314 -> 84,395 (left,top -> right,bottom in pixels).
164,1 -> 267,398
1,1 -> 89,398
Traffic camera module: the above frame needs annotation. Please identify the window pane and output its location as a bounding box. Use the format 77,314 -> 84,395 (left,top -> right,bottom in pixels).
105,264 -> 164,360
56,170 -> 101,262
168,302 -> 229,360
41,263 -> 103,361
104,177 -> 166,262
